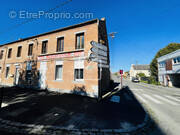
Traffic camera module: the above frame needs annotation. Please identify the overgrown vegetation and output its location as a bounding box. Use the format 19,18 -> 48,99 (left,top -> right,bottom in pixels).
137,73 -> 146,78
150,43 -> 180,81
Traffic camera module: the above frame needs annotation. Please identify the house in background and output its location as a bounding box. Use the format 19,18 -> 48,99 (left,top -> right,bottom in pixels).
157,49 -> 180,87
129,64 -> 150,80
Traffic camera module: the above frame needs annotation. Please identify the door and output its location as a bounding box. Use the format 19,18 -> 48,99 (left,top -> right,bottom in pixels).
39,62 -> 47,89
14,66 -> 20,85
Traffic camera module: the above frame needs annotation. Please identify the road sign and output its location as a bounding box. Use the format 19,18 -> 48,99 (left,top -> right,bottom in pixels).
119,70 -> 123,74
90,41 -> 109,69
91,58 -> 107,64
98,63 -> 109,68
90,47 -> 107,57
90,41 -> 107,51
89,53 -> 108,61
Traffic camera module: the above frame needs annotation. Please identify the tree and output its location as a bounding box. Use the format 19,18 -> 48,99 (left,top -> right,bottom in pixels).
137,73 -> 146,78
150,43 -> 180,81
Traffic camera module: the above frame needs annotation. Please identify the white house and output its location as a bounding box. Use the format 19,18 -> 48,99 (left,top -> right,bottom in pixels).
157,49 -> 180,87
129,64 -> 150,80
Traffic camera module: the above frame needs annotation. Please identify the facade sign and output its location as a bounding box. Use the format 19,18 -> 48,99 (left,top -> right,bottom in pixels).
38,51 -> 84,60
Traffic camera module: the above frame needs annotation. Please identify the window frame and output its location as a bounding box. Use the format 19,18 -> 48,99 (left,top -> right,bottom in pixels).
56,37 -> 64,52
5,66 -> 10,78
17,46 -> 22,58
74,68 -> 84,81
41,40 -> 48,54
28,43 -> 33,56
0,50 -> 4,60
7,48 -> 12,59
55,64 -> 63,81
75,33 -> 84,50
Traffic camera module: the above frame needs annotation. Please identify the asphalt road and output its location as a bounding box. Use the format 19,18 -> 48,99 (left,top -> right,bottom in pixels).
120,77 -> 180,135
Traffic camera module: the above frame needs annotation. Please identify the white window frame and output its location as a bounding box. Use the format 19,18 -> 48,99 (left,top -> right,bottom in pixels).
55,61 -> 63,81
173,57 -> 180,65
75,32 -> 85,50
74,60 -> 84,81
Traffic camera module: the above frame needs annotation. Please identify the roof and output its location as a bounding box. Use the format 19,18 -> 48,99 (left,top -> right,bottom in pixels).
0,18 -> 99,46
132,65 -> 150,70
157,49 -> 180,62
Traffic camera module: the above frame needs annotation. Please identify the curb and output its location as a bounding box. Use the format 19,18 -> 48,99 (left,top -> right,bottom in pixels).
0,113 -> 151,135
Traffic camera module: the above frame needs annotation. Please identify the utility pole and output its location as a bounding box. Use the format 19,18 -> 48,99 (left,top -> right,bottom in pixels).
108,32 -> 117,69
0,87 -> 4,108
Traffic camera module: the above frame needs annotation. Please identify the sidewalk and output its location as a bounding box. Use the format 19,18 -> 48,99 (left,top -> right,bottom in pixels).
0,86 -> 150,135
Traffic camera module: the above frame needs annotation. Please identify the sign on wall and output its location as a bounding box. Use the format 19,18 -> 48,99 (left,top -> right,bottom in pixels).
38,51 -> 84,61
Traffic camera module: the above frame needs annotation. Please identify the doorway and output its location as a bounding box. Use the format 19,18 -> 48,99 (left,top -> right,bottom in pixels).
39,61 -> 47,89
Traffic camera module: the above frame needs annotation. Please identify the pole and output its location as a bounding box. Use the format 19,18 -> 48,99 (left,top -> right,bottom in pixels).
98,67 -> 102,101
121,73 -> 123,88
0,87 -> 4,108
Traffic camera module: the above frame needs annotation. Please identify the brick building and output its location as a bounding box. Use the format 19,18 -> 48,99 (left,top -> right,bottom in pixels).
0,18 -> 110,98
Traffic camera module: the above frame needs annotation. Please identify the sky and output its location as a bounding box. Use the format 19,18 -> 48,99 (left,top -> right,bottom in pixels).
1,0 -> 180,72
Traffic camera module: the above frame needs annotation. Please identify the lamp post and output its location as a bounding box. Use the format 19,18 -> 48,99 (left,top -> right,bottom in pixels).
108,32 -> 117,69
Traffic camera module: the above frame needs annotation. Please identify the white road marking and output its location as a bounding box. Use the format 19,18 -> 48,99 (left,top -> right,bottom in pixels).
154,95 -> 179,106
131,89 -> 143,92
134,94 -> 148,103
1,103 -> 8,107
165,95 -> 180,103
143,94 -> 162,104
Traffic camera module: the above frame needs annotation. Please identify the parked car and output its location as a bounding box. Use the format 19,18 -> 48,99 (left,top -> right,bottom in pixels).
132,77 -> 140,83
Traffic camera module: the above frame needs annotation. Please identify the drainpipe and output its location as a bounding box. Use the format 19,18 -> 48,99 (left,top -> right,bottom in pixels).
1,47 -> 8,84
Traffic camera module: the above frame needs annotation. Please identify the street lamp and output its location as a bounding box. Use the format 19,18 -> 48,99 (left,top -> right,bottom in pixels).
109,32 -> 117,39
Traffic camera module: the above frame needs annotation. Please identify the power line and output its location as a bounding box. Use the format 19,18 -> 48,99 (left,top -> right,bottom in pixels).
0,0 -> 72,35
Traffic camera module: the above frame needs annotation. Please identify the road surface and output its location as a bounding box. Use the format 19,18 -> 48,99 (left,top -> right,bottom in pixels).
121,78 -> 180,135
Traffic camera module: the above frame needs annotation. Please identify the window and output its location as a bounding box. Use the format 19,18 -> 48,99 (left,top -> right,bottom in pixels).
55,65 -> 63,80
5,66 -> 10,78
8,48 -> 12,58
57,37 -> 64,52
28,44 -> 33,56
74,69 -> 84,80
41,41 -> 48,54
173,57 -> 180,64
173,58 -> 177,64
17,46 -> 22,57
0,50 -> 4,59
159,61 -> 165,68
74,60 -> 84,81
177,57 -> 180,63
75,33 -> 84,50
